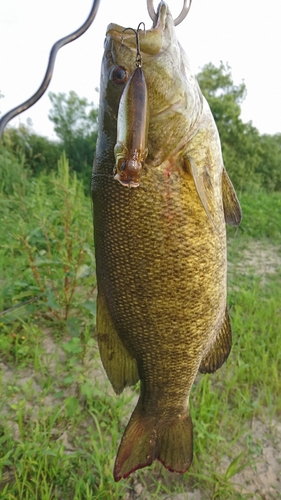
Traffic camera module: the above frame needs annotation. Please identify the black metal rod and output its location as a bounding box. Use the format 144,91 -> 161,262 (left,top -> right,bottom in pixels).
0,0 -> 101,138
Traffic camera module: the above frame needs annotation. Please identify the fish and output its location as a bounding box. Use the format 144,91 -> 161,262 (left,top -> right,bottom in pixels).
91,0 -> 242,482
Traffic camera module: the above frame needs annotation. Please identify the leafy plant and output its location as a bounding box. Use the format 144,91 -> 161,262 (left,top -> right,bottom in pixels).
0,152 -> 96,322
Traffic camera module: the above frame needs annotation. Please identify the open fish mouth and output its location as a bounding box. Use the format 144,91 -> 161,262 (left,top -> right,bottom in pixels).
106,1 -> 169,55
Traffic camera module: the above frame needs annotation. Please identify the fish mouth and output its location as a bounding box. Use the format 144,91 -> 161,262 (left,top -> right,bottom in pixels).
106,1 -> 171,55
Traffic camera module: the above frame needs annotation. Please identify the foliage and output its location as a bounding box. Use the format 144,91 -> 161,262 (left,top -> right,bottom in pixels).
236,189 -> 281,240
197,62 -> 281,192
0,155 -> 280,497
197,62 -> 247,122
255,133 -> 281,191
48,90 -> 98,189
0,61 -> 280,497
2,124 -> 62,176
1,63 -> 280,195
0,146 -> 28,195
0,152 -> 95,319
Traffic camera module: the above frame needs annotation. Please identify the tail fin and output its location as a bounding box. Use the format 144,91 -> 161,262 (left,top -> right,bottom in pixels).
114,402 -> 193,481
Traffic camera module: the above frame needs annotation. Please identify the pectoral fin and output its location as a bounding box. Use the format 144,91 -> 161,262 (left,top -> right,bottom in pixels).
199,308 -> 232,374
186,156 -> 218,233
97,293 -> 139,394
222,167 -> 242,226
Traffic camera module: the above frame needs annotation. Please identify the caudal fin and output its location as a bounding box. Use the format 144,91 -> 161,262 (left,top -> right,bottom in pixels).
113,402 -> 193,481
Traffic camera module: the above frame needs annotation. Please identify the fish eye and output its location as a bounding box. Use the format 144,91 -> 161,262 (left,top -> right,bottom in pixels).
112,66 -> 128,85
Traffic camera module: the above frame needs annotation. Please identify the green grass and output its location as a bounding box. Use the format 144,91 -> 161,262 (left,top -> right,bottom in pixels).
235,189 -> 281,241
0,158 -> 280,499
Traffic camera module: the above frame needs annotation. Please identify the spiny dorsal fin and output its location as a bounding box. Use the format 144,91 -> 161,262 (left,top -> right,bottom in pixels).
222,167 -> 242,226
199,308 -> 232,374
97,293 -> 139,394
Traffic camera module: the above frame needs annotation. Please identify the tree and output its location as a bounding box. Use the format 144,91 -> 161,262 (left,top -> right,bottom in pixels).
196,62 -> 262,191
48,91 -> 98,189
255,133 -> 281,191
2,124 -> 62,176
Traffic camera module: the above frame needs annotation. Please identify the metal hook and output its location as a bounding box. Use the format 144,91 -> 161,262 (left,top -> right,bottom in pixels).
0,0 -> 101,139
147,0 -> 192,26
121,23 -> 146,68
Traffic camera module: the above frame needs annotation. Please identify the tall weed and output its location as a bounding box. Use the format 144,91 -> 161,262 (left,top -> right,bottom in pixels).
0,152 -> 95,321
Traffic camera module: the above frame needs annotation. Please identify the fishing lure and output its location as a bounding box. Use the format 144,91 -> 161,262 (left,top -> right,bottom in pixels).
114,24 -> 149,187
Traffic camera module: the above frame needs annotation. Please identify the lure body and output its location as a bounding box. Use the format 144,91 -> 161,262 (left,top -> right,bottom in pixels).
114,66 -> 148,187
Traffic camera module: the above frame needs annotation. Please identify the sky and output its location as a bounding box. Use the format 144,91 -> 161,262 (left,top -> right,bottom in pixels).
0,0 -> 280,140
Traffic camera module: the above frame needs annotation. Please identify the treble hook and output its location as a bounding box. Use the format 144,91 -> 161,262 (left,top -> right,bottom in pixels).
121,23 -> 145,68
147,0 -> 192,26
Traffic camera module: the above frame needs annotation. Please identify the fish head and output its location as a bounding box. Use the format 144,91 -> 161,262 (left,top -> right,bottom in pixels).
102,1 -> 202,169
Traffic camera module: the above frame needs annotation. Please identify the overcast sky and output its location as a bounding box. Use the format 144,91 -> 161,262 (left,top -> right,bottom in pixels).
0,0 -> 280,139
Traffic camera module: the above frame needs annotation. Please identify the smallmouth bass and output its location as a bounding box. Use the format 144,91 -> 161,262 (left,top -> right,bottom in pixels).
91,0 -> 241,481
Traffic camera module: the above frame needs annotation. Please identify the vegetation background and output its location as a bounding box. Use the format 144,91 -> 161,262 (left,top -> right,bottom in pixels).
0,63 -> 280,499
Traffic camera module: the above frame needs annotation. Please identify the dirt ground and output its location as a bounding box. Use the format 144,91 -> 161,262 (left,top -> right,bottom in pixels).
2,335 -> 280,500
2,241 -> 281,499
125,416 -> 281,499
228,241 -> 281,282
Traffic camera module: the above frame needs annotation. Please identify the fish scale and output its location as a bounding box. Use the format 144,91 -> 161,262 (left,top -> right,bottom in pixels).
92,0 -> 241,481
94,170 -> 225,378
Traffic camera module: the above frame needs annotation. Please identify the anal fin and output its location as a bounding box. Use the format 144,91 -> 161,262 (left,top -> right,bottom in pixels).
97,293 -> 139,394
199,308 -> 232,374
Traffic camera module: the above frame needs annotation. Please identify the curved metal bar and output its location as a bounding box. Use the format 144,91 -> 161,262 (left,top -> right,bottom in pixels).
147,0 -> 192,27
0,0 -> 101,138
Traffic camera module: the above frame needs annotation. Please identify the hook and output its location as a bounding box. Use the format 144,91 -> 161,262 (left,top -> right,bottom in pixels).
147,0 -> 192,26
121,23 -> 146,68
